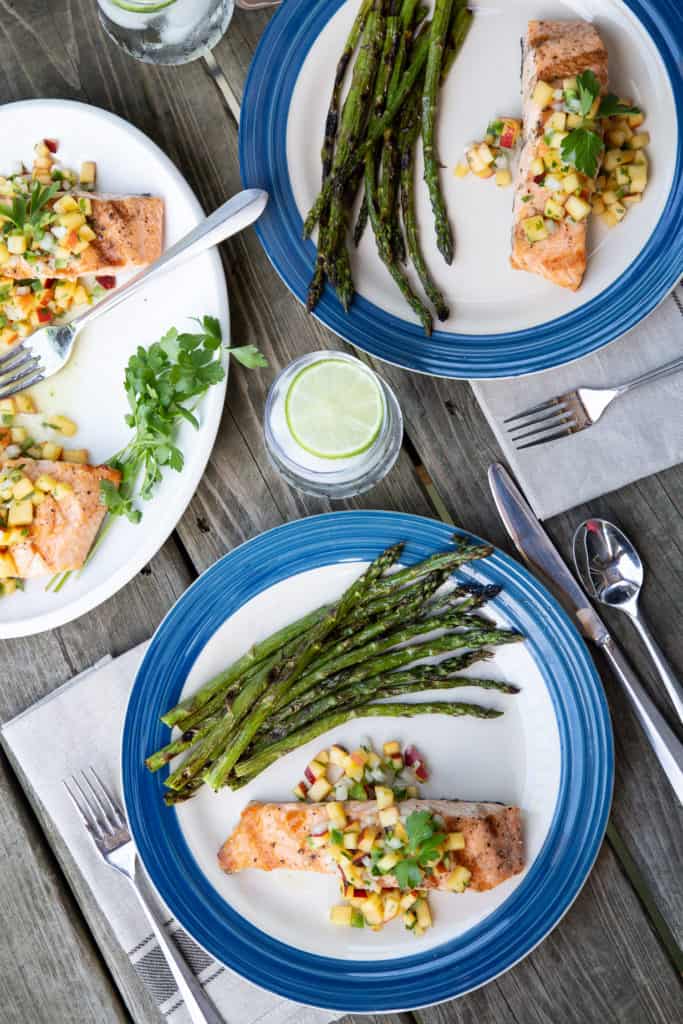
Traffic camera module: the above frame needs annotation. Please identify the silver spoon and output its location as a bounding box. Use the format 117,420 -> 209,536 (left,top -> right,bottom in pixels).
573,518 -> 683,725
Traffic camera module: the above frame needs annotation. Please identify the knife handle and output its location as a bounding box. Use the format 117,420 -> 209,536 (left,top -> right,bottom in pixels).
600,636 -> 683,804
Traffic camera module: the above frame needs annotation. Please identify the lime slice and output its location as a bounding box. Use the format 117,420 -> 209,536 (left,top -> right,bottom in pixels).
109,0 -> 177,12
285,358 -> 384,459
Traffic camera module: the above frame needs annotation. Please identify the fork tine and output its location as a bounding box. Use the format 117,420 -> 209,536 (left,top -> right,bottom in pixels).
0,357 -> 41,388
80,769 -> 118,836
0,371 -> 44,401
503,397 -> 567,424
63,777 -> 104,838
508,405 -> 571,438
516,425 -> 577,450
510,412 -> 575,443
87,767 -> 126,829
0,350 -> 36,378
0,341 -> 28,371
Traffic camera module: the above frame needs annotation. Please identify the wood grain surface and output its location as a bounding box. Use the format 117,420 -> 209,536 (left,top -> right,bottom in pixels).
0,3 -> 680,1023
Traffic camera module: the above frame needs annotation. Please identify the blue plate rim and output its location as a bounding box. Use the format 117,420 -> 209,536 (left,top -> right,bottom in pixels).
239,0 -> 683,379
122,510 -> 614,1012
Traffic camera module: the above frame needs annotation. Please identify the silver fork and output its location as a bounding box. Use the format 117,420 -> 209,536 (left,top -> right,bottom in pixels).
504,355 -> 683,450
63,767 -> 223,1024
0,187 -> 268,400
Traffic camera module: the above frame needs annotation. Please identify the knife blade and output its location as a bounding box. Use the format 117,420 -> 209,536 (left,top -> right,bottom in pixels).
488,462 -> 683,804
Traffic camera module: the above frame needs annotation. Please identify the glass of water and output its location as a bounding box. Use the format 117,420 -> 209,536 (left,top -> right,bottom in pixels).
264,351 -> 404,499
97,0 -> 234,65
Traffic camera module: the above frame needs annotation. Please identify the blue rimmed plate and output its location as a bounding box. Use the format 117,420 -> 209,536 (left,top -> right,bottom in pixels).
239,0 -> 682,379
122,511 -> 613,1012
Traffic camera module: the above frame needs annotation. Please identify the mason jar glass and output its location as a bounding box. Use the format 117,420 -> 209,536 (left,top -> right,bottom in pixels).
97,0 -> 234,65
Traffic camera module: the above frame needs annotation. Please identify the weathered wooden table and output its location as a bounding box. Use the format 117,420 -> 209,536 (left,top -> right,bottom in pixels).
1,5 -> 681,1022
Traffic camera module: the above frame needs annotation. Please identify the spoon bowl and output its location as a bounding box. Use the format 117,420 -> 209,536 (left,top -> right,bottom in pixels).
573,518 -> 643,613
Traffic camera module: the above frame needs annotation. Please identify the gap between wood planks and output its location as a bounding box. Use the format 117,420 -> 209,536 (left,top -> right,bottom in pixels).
198,53 -> 683,978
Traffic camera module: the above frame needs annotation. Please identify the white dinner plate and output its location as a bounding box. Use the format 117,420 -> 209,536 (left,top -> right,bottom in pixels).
0,99 -> 229,638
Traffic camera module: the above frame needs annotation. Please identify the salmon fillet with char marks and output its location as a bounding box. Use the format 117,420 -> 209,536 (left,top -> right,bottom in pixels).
511,21 -> 609,290
218,799 -> 524,892
1,458 -> 120,577
3,193 -> 164,280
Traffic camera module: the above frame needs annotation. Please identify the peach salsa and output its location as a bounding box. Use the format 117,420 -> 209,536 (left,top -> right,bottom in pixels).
0,139 -> 115,350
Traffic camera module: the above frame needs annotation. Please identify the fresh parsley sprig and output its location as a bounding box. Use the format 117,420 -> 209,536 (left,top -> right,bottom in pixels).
101,315 -> 267,523
0,181 -> 60,236
393,811 -> 446,891
561,70 -> 641,178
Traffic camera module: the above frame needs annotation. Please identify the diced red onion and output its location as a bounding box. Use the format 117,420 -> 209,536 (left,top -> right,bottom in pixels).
304,765 -> 316,784
404,745 -> 423,767
5,444 -> 20,458
44,139 -> 58,154
311,820 -> 328,836
96,275 -> 116,290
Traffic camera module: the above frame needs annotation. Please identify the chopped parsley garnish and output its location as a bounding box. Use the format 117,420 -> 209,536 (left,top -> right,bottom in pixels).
0,284 -> 12,303
330,828 -> 343,846
598,95 -> 640,118
521,194 -> 532,203
561,127 -> 603,178
487,120 -> 503,136
0,180 -> 60,236
393,811 -> 446,891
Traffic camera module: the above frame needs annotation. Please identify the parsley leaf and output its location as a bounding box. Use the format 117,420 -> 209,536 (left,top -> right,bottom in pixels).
230,344 -> 269,369
394,860 -> 424,890
392,811 -> 447,890
487,120 -> 503,137
405,810 -> 435,852
597,94 -> 640,118
0,181 -> 60,235
575,69 -> 600,117
561,128 -> 603,178
100,316 -> 266,523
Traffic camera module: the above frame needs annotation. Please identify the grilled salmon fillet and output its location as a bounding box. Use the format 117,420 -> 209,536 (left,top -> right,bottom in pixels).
218,799 -> 524,892
511,21 -> 608,290
3,193 -> 164,280
1,458 -> 120,577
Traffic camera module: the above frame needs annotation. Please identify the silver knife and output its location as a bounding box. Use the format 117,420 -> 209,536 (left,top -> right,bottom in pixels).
488,463 -> 683,804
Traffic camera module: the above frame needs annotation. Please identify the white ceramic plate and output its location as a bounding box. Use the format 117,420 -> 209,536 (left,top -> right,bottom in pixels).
0,99 -> 229,639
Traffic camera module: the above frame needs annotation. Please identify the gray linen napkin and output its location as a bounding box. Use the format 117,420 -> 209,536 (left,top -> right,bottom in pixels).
472,283 -> 683,520
0,645 -> 337,1024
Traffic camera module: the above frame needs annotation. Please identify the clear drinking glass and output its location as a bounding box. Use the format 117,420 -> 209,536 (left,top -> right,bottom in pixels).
97,0 -> 234,65
264,351 -> 404,499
